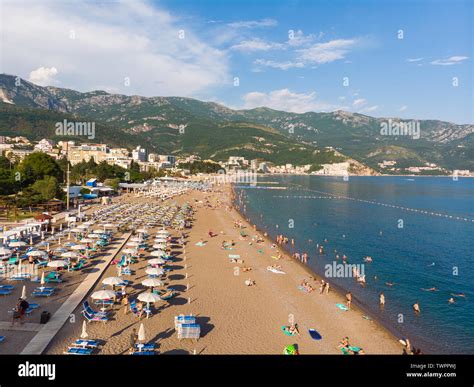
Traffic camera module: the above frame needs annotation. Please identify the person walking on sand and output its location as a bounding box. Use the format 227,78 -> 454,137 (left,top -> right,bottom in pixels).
346,292 -> 352,309
129,328 -> 138,354
379,292 -> 385,307
324,281 -> 330,295
319,280 -> 325,294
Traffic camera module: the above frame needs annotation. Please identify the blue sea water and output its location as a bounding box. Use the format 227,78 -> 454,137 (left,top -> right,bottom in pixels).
233,176 -> 474,354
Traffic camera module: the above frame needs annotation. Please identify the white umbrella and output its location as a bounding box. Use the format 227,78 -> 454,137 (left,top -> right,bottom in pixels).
156,230 -> 169,235
148,258 -> 165,265
136,228 -> 148,233
70,245 -> 86,251
102,277 -> 124,287
142,278 -> 163,288
9,241 -> 27,247
150,250 -> 165,257
80,320 -> 88,339
145,267 -> 164,276
130,237 -> 143,242
47,260 -> 67,268
87,234 -> 101,239
0,247 -> 12,256
21,285 -> 26,299
138,323 -> 146,342
93,229 -> 104,234
138,292 -> 161,304
126,241 -> 139,247
102,224 -> 115,229
91,289 -> 116,311
71,228 -> 82,233
80,238 -> 94,243
154,237 -> 167,242
77,224 -> 88,229
91,289 -> 115,300
26,250 -> 46,257
61,252 -> 79,259
122,248 -> 137,254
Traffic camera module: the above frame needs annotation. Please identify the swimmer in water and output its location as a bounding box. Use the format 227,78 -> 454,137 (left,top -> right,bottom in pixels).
427,262 -> 435,267
451,293 -> 466,298
421,287 -> 438,292
413,302 -> 421,314
385,282 -> 394,287
448,297 -> 455,304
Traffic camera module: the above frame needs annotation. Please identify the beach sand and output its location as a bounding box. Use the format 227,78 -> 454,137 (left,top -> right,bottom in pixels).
41,184 -> 401,355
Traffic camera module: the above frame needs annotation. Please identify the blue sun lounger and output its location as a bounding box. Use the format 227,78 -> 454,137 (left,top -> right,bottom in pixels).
32,287 -> 55,297
132,350 -> 155,355
0,285 -> 14,290
0,336 -> 5,343
82,310 -> 108,323
75,339 -> 99,348
65,346 -> 94,355
0,289 -> 12,296
83,301 -> 108,317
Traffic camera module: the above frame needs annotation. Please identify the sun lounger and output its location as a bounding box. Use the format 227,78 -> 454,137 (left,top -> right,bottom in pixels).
177,323 -> 200,341
82,310 -> 108,323
0,289 -> 12,296
132,350 -> 155,355
32,288 -> 54,297
135,343 -> 155,351
174,315 -> 196,329
0,336 -> 5,343
74,339 -> 99,348
0,285 -> 14,290
83,301 -> 108,317
65,346 -> 94,355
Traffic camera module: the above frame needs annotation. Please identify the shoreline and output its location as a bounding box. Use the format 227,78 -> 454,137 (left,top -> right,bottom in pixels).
228,184 -> 404,353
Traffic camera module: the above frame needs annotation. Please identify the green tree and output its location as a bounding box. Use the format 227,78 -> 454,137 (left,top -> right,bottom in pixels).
31,176 -> 60,201
17,153 -> 63,186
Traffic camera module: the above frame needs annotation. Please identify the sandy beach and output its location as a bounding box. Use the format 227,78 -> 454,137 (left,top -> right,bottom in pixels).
36,184 -> 401,355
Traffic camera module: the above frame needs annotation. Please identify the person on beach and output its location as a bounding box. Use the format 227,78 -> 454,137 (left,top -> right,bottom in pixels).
244,278 -> 256,287
12,298 -> 29,326
413,302 -> 421,314
319,280 -> 325,294
324,281 -> 330,294
122,294 -> 129,314
346,292 -> 352,309
129,328 -> 138,354
379,292 -> 385,307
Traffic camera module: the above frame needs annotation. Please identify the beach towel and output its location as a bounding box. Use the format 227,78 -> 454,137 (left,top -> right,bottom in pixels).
281,326 -> 297,336
336,303 -> 349,311
228,254 -> 240,259
195,242 -> 206,247
308,329 -> 322,340
267,266 -> 285,274
271,256 -> 280,260
298,285 -> 310,293
283,344 -> 298,355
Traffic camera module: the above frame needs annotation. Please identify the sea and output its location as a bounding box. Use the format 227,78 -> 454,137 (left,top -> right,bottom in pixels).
233,175 -> 474,354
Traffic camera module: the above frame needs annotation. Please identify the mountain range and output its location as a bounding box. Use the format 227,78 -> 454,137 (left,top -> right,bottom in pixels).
0,73 -> 472,172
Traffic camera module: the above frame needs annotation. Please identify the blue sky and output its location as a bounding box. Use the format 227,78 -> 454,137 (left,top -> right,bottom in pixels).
1,0 -> 472,123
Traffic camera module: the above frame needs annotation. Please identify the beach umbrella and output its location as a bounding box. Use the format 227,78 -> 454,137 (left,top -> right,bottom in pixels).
126,241 -> 139,247
93,229 -> 104,234
138,323 -> 146,342
150,250 -> 165,257
71,228 -> 82,233
102,224 -> 115,229
0,247 -> 12,256
102,277 -> 124,287
80,238 -> 94,243
141,278 -> 163,288
136,228 -> 148,233
91,289 -> 115,311
9,241 -> 27,247
27,250 -> 46,257
152,244 -> 166,249
54,247 -> 67,253
47,260 -> 67,268
77,224 -> 88,229
145,267 -> 164,276
122,248 -> 137,254
87,234 -> 101,239
80,320 -> 88,339
70,244 -> 86,251
61,252 -> 79,259
130,237 -> 143,242
148,258 -> 165,265
138,291 -> 161,306
21,285 -> 26,299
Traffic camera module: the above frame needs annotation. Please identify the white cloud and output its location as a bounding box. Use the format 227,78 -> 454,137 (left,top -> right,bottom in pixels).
359,105 -> 379,113
28,66 -> 58,85
287,30 -> 319,47
406,57 -> 423,62
352,98 -> 367,107
399,105 -> 408,112
242,88 -> 339,113
231,38 -> 284,52
430,56 -> 469,66
228,18 -> 277,29
254,59 -> 304,70
2,0 -> 230,97
297,39 -> 359,64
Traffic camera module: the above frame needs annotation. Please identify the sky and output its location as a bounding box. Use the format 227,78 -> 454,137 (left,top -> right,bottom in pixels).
0,0 -> 472,123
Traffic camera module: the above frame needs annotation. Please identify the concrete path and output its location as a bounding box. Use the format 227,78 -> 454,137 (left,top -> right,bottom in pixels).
20,232 -> 132,354
0,322 -> 42,332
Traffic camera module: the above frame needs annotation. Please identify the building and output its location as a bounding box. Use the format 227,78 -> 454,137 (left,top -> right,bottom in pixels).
86,178 -> 97,187
34,138 -> 55,153
158,155 -> 176,166
109,148 -> 129,158
132,146 -> 147,162
67,144 -> 108,165
4,149 -> 33,161
0,136 -> 6,144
